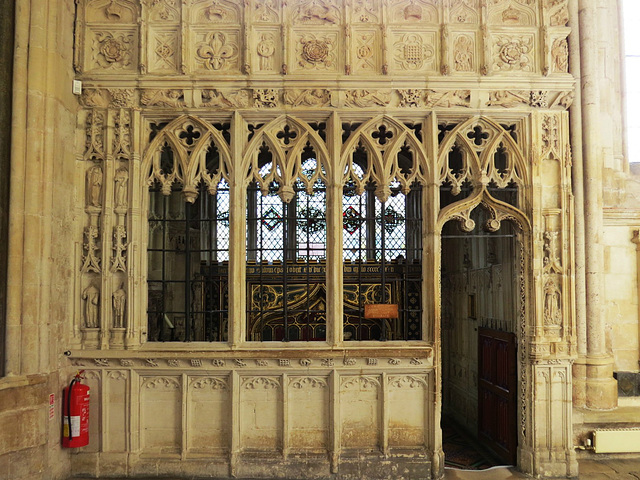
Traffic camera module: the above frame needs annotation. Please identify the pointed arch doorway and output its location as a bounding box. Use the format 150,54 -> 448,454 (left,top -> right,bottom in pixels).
440,205 -> 520,468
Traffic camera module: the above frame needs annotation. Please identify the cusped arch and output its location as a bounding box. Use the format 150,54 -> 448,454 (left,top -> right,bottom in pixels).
438,116 -> 529,189
142,115 -> 232,201
340,115 -> 429,202
437,187 -> 531,236
241,115 -> 330,202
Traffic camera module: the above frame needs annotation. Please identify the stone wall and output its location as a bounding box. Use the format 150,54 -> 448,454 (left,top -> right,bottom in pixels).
0,0 -> 78,478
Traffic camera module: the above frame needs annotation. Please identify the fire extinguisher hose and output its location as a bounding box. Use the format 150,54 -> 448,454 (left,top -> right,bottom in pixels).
66,378 -> 77,440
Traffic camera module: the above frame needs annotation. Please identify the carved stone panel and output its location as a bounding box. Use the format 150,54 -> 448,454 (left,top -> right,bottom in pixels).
488,0 -> 537,26
254,29 -> 282,74
148,0 -> 180,23
288,376 -> 329,450
352,0 -> 382,23
391,30 -> 438,73
192,29 -> 241,73
449,0 -> 480,24
451,33 -> 476,73
387,375 -> 427,447
251,0 -> 281,23
190,0 -> 242,24
550,37 -> 569,74
86,0 -> 138,23
87,28 -> 137,72
292,30 -> 340,73
491,33 -> 536,73
240,376 -> 282,450
352,28 -> 381,74
340,376 -> 381,449
148,28 -> 180,73
388,0 -> 439,24
289,0 -> 342,26
187,376 -> 230,453
140,376 -> 181,454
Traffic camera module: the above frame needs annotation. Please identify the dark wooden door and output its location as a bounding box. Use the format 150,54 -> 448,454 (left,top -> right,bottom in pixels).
478,327 -> 517,465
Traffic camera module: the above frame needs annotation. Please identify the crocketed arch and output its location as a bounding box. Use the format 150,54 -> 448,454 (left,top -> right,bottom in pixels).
142,115 -> 232,202
438,116 -> 528,194
340,115 -> 429,203
241,115 -> 330,202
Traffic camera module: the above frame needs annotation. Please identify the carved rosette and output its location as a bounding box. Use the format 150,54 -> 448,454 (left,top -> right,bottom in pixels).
296,33 -> 338,71
493,35 -> 534,72
92,31 -> 135,70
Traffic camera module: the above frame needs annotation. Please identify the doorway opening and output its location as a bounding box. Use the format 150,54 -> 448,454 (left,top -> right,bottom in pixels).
440,205 -> 519,470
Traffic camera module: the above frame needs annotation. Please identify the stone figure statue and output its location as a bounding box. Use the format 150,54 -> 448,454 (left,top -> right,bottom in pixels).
112,284 -> 126,328
82,283 -> 100,328
543,280 -> 561,326
114,167 -> 129,208
87,165 -> 103,207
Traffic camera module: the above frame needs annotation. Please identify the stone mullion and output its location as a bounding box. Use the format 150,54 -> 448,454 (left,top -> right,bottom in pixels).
128,108 -> 143,349
111,109 -> 132,350
101,109 -> 117,350
480,1 -> 490,75
139,1 -> 147,74
229,111 -> 247,347
243,0 -> 251,75
81,108 -> 107,350
180,0 -> 189,74
424,113 -> 443,478
540,0 -> 550,76
73,0 -> 85,73
326,112 -> 343,347
73,112 -> 87,348
381,1 -> 389,75
559,111 -> 575,353
529,111 -> 548,358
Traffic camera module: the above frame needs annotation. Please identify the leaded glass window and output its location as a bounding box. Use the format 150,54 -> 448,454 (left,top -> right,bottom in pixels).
342,160 -> 423,341
246,156 -> 327,341
147,179 -> 230,342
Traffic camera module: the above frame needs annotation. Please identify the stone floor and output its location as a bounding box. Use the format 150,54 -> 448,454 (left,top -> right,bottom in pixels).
70,459 -> 640,480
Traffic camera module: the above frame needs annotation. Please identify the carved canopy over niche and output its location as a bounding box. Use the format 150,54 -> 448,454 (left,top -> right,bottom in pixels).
73,0 -> 571,79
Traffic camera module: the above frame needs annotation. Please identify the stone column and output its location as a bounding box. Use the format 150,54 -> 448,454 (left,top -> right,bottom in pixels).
569,0 -> 588,407
578,0 -> 617,410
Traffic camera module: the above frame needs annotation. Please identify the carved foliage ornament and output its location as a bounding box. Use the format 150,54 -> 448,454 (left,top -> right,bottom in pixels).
253,89 -> 279,108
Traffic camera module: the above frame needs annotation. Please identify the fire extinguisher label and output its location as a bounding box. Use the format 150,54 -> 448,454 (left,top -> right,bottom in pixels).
63,416 -> 81,438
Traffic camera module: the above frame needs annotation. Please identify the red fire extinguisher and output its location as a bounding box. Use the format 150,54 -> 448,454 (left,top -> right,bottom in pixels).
62,370 -> 90,448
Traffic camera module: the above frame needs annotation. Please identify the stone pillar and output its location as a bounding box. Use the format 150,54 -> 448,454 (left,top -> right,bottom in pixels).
0,0 -> 15,376
568,0 -> 588,407
578,0 -> 618,410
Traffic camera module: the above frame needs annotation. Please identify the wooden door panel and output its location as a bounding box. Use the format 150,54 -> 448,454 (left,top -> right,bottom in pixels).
478,327 -> 517,465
